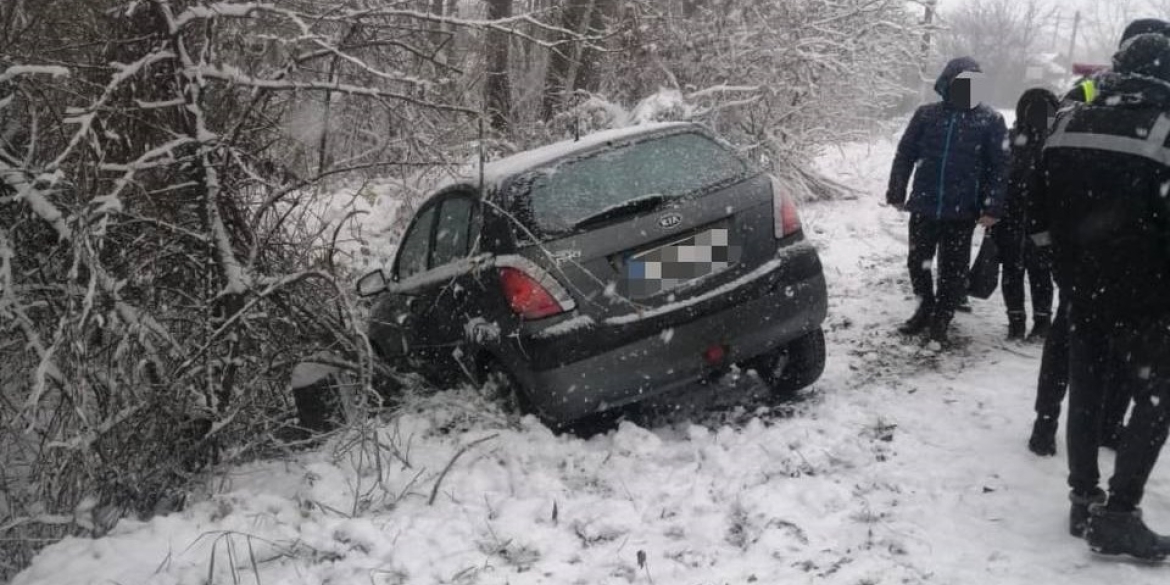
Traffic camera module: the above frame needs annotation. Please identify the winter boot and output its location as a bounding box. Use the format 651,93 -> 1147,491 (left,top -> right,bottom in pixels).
927,312 -> 952,346
1008,313 -> 1027,341
1028,416 -> 1058,456
898,302 -> 933,336
1069,489 -> 1107,538
1028,315 -> 1052,341
1086,504 -> 1170,560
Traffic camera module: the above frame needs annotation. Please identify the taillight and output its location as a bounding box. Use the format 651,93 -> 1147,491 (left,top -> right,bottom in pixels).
703,344 -> 728,365
770,176 -> 803,239
499,267 -> 568,320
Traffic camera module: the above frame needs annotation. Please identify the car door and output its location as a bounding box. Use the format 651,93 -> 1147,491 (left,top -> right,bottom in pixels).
369,202 -> 438,370
416,191 -> 488,381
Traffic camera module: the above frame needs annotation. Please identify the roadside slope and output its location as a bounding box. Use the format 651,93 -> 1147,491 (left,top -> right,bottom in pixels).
13,134 -> 1168,585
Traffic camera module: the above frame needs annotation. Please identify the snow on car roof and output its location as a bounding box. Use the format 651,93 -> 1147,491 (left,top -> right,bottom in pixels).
483,122 -> 695,184
421,122 -> 699,206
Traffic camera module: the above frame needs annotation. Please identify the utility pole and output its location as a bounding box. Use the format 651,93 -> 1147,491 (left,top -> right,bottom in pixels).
1067,10 -> 1081,69
1051,10 -> 1061,52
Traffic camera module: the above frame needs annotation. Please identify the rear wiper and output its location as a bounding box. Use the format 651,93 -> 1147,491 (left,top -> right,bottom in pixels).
571,193 -> 670,230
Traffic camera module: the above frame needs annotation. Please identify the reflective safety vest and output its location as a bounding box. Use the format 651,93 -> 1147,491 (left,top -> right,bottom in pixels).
1046,112 -> 1170,166
1079,79 -> 1097,103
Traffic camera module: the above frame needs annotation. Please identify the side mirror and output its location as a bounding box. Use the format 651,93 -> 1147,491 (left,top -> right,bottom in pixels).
357,270 -> 389,297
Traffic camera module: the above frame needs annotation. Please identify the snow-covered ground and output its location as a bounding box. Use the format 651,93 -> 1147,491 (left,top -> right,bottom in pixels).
14,130 -> 1170,585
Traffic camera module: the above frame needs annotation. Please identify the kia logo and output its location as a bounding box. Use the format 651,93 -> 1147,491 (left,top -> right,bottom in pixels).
657,213 -> 683,229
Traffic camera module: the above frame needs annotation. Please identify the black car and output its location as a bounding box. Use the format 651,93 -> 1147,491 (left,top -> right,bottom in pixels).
356,122 -> 828,427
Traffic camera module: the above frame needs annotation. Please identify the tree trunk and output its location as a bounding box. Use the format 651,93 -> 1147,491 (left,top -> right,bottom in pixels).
541,0 -> 591,121
485,0 -> 514,133
574,0 -> 617,95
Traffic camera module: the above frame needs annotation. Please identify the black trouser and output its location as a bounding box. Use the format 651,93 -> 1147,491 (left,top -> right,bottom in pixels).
1067,313 -> 1170,510
908,214 -> 975,321
1035,294 -> 1131,428
994,223 -> 1053,320
1034,295 -> 1069,421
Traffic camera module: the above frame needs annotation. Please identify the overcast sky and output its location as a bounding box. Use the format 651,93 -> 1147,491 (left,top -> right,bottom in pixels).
926,0 -> 1158,63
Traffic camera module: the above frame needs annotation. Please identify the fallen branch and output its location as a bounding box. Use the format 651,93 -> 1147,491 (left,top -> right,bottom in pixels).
427,434 -> 498,506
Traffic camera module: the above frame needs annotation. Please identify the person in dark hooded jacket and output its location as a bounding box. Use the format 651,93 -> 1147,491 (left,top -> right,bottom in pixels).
1033,30 -> 1170,560
997,88 -> 1057,341
887,57 -> 1007,344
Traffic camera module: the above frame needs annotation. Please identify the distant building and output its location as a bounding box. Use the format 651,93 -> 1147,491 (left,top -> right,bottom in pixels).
1025,52 -> 1070,89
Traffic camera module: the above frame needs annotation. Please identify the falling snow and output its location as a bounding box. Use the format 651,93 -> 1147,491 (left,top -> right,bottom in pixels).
13,98 -> 1169,585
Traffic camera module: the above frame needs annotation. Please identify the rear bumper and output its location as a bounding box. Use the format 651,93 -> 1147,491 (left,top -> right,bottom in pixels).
509,268 -> 827,424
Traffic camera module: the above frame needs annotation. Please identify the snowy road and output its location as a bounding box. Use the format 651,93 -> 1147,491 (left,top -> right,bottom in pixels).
14,136 -> 1170,585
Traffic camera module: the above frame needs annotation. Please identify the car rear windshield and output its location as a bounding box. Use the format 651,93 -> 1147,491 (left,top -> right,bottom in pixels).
505,132 -> 749,238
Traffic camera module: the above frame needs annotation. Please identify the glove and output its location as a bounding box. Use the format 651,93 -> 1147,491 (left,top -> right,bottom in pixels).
885,192 -> 906,211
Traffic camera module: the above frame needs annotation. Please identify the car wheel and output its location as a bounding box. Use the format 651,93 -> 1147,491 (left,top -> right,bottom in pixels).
750,327 -> 826,395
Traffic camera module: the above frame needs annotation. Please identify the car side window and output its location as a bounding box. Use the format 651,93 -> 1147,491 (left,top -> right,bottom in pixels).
395,204 -> 438,280
431,196 -> 477,267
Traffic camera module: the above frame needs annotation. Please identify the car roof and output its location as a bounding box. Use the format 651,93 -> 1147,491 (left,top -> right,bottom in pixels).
483,121 -> 697,184
435,121 -> 700,196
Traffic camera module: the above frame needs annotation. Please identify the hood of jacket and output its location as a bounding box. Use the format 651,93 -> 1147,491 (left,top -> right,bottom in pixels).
1015,88 -> 1058,123
1097,34 -> 1170,108
1120,18 -> 1170,44
934,57 -> 982,103
1014,88 -> 1059,139
1114,32 -> 1170,81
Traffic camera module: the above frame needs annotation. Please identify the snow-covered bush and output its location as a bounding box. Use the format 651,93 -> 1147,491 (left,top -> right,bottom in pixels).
0,0 -> 510,575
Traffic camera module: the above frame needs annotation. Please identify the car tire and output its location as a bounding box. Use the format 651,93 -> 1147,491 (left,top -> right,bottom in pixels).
750,327 -> 826,395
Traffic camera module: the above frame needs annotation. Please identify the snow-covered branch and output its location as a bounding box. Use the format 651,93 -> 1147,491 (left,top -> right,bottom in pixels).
687,85 -> 761,100
47,49 -> 177,173
172,1 -> 274,30
166,7 -> 252,297
176,3 -> 607,49
0,65 -> 70,84
195,65 -> 477,115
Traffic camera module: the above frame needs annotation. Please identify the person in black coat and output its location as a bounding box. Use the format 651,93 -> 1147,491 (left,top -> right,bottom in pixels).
996,89 -> 1057,341
886,57 -> 1007,345
1024,22 -> 1170,457
1063,18 -> 1170,105
1033,30 -> 1170,560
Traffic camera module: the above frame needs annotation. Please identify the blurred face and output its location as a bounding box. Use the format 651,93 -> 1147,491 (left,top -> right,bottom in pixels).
1025,100 -> 1056,131
949,71 -> 988,109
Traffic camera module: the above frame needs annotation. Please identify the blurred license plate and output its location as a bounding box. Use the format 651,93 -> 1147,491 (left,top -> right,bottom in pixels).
625,226 -> 737,298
